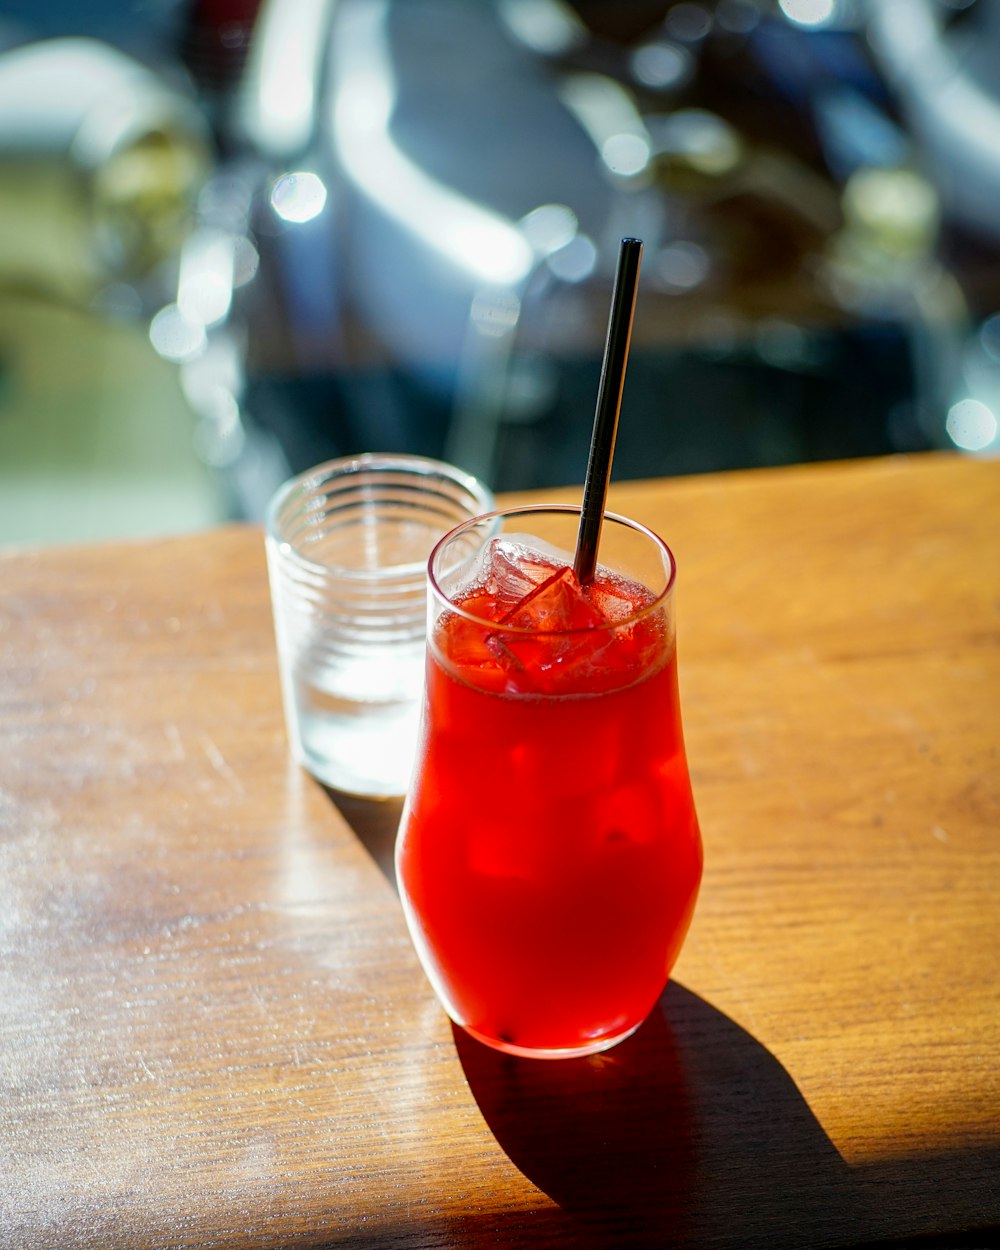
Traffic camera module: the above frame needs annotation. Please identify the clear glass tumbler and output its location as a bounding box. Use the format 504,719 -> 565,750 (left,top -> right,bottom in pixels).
265,454 -> 495,798
396,505 -> 703,1058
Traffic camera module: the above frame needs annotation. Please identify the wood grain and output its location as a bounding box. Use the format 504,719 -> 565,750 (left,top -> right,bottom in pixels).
1,452 -> 997,1249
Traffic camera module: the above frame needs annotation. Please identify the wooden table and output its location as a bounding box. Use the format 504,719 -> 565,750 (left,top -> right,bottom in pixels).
2,452 -> 997,1249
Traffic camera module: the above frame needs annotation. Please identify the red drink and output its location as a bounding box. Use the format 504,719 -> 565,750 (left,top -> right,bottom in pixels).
396,507 -> 703,1058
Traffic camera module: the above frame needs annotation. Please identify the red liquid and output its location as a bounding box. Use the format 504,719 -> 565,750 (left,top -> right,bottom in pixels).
396,552 -> 703,1057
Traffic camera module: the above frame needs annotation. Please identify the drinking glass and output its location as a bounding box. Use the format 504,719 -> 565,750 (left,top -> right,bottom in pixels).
265,454 -> 494,798
395,505 -> 703,1058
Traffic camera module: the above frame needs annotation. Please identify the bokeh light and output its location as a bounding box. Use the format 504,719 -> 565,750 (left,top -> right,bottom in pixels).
656,241 -> 710,292
779,0 -> 837,28
630,42 -> 692,91
149,303 -> 206,362
546,234 -> 598,283
946,398 -> 998,452
270,171 -> 328,223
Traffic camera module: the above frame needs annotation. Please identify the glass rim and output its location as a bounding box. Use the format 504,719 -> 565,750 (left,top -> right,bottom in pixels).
265,452 -> 495,580
428,503 -> 677,636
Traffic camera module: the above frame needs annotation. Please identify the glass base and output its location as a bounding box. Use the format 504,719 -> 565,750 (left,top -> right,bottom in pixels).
300,752 -> 408,800
460,1019 -> 643,1060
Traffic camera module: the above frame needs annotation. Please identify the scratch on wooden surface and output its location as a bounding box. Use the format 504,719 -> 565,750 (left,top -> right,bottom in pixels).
164,724 -> 186,761
200,735 -> 244,794
249,985 -> 272,1021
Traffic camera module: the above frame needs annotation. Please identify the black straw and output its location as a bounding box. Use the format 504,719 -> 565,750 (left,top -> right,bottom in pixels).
573,237 -> 643,584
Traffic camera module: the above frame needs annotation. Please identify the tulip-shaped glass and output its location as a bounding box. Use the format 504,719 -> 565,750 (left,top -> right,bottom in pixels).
396,505 -> 703,1059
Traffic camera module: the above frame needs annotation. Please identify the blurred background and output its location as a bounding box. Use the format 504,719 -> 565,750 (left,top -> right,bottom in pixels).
1,0 -> 999,545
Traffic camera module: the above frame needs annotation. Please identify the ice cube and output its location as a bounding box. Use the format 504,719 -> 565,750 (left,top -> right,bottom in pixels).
482,534 -> 574,613
442,536 -> 663,694
487,567 -> 614,691
496,533 -> 577,575
439,607 -> 498,671
501,566 -> 606,632
583,567 -> 656,623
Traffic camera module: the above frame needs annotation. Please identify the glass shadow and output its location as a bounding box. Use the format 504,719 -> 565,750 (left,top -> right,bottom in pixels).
327,789 -> 1000,1247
